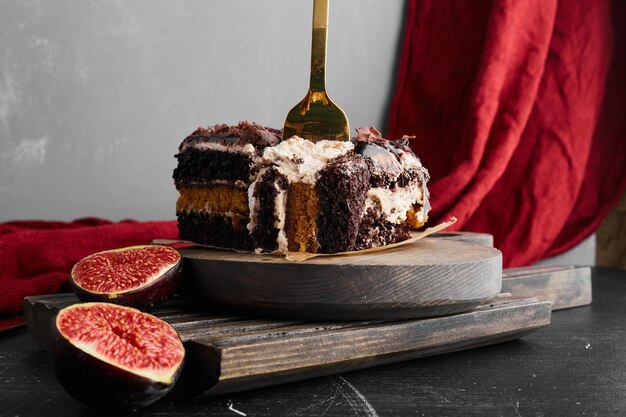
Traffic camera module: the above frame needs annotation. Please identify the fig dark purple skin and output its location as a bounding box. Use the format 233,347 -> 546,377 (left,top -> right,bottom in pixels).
50,303 -> 185,410
70,245 -> 183,309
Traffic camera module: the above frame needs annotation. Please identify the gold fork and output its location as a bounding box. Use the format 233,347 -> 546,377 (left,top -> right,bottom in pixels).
283,0 -> 350,142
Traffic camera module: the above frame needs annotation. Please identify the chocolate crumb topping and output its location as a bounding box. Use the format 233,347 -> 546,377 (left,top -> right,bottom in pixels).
179,121 -> 282,152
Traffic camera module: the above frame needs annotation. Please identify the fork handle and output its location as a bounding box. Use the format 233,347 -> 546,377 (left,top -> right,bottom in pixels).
310,0 -> 329,93
313,0 -> 329,27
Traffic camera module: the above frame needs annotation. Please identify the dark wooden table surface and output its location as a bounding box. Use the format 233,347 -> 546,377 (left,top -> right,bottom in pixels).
1,267 -> 624,416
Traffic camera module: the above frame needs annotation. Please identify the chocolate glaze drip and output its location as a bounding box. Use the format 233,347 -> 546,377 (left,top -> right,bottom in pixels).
354,141 -> 404,177
353,127 -> 425,188
179,121 -> 282,152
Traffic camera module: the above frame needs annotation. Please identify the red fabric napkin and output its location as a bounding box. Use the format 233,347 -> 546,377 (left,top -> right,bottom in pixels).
388,0 -> 626,266
0,218 -> 177,317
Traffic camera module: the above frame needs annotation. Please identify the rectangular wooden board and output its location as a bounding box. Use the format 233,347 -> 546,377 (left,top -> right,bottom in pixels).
25,293 -> 549,398
23,265 -> 590,398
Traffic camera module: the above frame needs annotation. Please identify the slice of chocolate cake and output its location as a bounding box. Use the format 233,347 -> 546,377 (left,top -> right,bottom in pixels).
173,121 -> 281,250
174,123 -> 430,254
247,127 -> 430,253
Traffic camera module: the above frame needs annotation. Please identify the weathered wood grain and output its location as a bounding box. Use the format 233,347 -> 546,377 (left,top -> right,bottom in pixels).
23,293 -> 550,399
176,297 -> 550,398
428,233 -> 592,311
427,231 -> 494,247
502,265 -> 591,310
180,238 -> 503,320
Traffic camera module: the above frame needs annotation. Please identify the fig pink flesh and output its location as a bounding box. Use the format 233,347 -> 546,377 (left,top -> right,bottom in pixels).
72,246 -> 180,293
57,303 -> 184,379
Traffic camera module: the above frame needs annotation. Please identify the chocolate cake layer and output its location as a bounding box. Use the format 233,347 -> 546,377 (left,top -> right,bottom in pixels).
354,208 -> 412,250
316,154 -> 371,253
174,149 -> 253,184
177,212 -> 253,251
173,121 -> 282,185
249,168 -> 288,252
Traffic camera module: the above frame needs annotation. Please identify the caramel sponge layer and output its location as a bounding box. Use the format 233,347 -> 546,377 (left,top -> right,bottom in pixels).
176,185 -> 249,216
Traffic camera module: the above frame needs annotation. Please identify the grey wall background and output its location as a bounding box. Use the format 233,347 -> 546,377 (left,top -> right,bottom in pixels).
0,1 -> 406,221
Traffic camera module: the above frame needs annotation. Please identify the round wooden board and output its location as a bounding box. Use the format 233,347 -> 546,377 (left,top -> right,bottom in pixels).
179,238 -> 502,320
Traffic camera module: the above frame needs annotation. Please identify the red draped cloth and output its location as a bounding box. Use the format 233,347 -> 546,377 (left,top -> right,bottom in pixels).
388,0 -> 626,267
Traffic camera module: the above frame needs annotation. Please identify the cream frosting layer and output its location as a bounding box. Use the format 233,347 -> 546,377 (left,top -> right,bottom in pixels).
260,137 -> 354,184
365,182 -> 425,224
246,177 -> 260,233
189,141 -> 256,155
274,189 -> 288,252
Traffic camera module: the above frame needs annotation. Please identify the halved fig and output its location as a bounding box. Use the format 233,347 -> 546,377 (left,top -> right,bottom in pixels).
50,302 -> 185,409
70,244 -> 182,308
